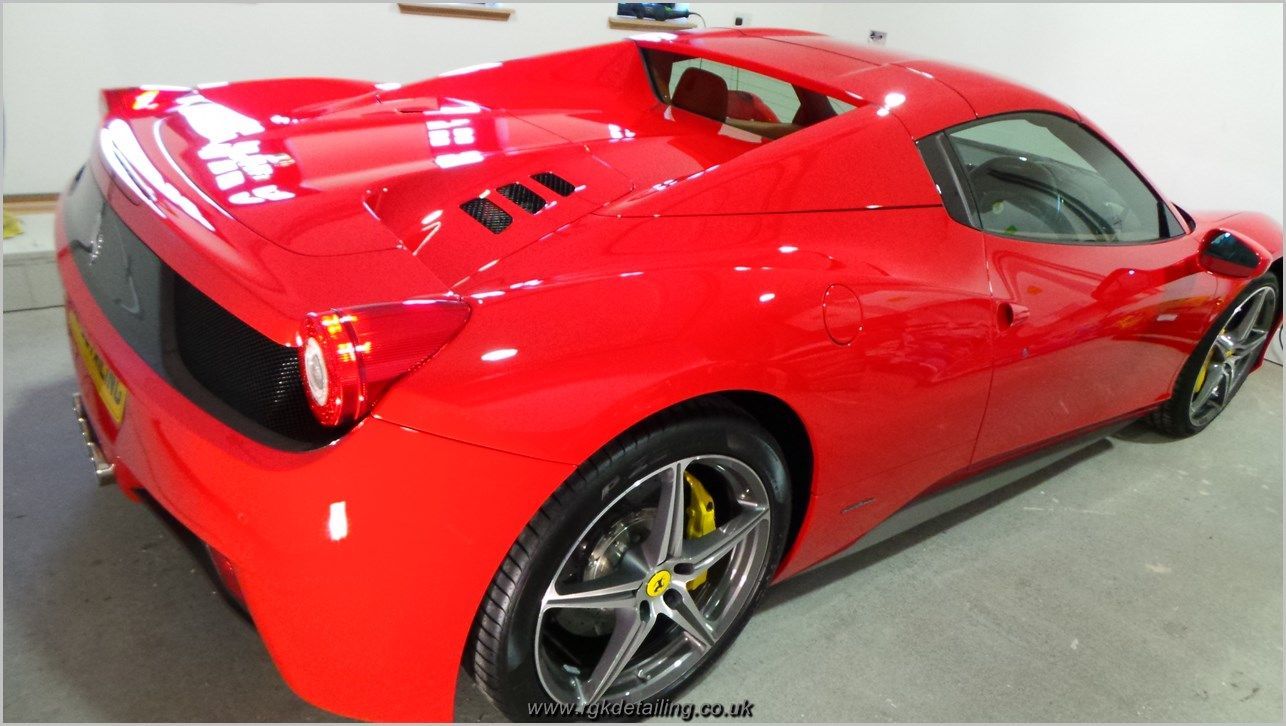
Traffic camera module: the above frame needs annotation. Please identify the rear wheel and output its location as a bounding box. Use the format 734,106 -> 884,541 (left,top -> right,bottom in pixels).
467,402 -> 790,720
1150,273 -> 1278,436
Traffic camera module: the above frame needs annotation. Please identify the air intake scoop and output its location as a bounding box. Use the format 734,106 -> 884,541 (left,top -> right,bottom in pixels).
364,148 -> 630,286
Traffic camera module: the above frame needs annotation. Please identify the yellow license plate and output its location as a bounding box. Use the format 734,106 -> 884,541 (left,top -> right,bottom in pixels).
68,311 -> 128,423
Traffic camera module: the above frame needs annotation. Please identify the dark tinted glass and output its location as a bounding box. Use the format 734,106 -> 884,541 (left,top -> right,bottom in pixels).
640,49 -> 856,141
946,113 -> 1180,243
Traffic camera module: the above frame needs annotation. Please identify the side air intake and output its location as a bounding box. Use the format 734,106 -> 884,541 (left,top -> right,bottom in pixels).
461,197 -> 512,234
531,172 -> 575,197
497,183 -> 547,214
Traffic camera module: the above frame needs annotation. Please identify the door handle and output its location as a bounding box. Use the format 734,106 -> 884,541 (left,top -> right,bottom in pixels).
997,301 -> 1030,329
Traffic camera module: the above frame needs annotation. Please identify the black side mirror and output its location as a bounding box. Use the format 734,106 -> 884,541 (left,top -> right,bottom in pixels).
1199,230 -> 1264,278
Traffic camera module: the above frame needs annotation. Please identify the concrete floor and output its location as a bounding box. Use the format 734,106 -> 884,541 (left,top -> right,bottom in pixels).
4,304 -> 1282,722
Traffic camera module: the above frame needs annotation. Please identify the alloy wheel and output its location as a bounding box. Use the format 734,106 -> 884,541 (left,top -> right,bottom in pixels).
1189,286 -> 1277,426
534,455 -> 773,707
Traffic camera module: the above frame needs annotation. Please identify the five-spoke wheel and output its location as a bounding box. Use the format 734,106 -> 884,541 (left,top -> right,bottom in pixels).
467,402 -> 790,721
535,456 -> 772,706
1152,272 -> 1279,436
1189,285 -> 1277,426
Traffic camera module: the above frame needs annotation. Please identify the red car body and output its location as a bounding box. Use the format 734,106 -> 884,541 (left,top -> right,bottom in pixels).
57,28 -> 1281,721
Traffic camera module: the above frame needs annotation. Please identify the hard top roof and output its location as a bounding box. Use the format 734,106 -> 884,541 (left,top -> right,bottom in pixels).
631,28 -> 1077,137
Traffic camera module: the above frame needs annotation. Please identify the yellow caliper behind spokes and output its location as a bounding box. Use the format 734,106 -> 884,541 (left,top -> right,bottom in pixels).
1194,327 -> 1227,394
683,471 -> 717,590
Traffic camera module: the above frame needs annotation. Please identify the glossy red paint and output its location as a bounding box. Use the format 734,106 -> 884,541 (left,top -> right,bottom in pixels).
59,246 -> 575,721
58,28 -> 1281,721
971,228 -> 1214,462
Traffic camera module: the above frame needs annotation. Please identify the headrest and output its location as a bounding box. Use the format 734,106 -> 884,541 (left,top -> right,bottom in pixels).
727,90 -> 780,123
672,67 -> 728,122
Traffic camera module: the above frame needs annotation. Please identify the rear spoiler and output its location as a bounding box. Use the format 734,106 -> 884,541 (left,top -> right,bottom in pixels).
99,85 -> 192,118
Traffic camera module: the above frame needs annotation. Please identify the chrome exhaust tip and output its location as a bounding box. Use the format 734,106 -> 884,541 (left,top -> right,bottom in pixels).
72,393 -> 116,486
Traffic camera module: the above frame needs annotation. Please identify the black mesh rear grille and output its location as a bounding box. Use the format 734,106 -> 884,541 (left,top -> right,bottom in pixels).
172,278 -> 332,446
461,197 -> 512,234
497,183 -> 547,214
531,172 -> 575,197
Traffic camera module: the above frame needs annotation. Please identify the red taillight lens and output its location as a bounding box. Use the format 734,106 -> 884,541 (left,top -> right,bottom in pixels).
297,297 -> 470,427
299,311 -> 364,427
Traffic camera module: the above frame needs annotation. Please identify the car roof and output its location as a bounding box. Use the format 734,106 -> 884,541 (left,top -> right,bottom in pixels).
631,28 -> 1079,138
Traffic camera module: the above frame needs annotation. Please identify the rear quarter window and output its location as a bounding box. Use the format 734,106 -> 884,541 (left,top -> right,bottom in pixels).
666,57 -> 802,123
641,49 -> 857,141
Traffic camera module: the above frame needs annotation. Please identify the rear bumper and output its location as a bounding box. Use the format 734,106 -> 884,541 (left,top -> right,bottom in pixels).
57,213 -> 574,720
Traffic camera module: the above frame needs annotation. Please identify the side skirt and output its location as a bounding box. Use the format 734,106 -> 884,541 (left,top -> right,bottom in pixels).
836,418 -> 1136,559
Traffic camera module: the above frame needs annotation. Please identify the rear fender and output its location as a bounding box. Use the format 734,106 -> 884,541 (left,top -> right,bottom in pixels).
374,259 -> 823,467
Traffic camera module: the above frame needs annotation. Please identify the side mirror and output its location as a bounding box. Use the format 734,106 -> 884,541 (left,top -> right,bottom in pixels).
1198,230 -> 1265,278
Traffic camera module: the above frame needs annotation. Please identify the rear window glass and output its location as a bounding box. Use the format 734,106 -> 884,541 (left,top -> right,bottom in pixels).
642,49 -> 856,140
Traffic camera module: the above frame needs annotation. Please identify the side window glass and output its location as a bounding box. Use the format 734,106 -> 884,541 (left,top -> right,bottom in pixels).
945,113 -> 1180,243
643,49 -> 858,140
667,58 -> 802,124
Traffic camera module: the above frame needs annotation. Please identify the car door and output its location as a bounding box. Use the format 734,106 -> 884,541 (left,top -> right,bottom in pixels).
920,112 -> 1217,464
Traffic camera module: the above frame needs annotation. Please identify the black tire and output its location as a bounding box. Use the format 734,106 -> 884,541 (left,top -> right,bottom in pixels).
466,399 -> 791,721
1149,272 -> 1279,437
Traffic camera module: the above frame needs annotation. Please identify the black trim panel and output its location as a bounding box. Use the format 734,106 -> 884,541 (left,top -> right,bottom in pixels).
63,175 -> 336,451
838,417 -> 1135,559
915,134 -> 977,228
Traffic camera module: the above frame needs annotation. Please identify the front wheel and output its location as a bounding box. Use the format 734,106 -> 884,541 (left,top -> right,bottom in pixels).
1150,273 -> 1279,437
467,401 -> 791,720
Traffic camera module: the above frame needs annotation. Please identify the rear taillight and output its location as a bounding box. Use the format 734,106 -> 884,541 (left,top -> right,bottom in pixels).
297,297 -> 470,427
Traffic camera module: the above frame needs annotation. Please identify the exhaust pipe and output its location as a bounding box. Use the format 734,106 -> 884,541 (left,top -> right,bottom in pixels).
72,393 -> 116,486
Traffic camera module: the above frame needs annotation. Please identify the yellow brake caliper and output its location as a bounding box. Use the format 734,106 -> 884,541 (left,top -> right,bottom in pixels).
683,471 -> 717,590
1194,327 -> 1226,394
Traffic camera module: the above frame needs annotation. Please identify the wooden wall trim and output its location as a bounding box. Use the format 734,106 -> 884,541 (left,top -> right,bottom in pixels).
4,193 -> 59,205
397,3 -> 514,21
4,193 -> 59,214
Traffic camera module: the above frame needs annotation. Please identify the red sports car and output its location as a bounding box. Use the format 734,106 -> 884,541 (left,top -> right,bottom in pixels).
58,28 -> 1281,721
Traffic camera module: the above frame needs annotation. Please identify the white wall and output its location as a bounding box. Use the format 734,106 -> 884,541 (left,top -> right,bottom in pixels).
2,2 -> 1281,220
822,3 -> 1284,222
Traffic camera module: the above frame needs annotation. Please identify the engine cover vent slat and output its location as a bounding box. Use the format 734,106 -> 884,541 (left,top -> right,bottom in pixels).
497,183 -> 547,214
460,197 -> 512,234
531,172 -> 575,197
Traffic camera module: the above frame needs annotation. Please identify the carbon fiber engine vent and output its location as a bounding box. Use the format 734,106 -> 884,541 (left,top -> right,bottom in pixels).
497,183 -> 547,214
531,172 -> 575,197
460,197 -> 512,234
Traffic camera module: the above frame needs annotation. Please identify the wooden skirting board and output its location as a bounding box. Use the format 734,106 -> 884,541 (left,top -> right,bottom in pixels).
4,193 -> 58,215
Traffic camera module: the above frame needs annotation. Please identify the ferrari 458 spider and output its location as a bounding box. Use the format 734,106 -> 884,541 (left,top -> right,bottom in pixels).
57,28 -> 1281,721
